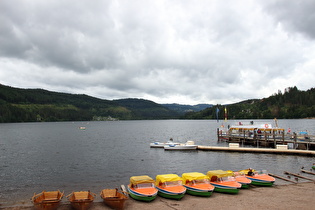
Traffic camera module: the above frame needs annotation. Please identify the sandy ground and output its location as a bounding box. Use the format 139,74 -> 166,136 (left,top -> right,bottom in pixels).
2,182 -> 315,210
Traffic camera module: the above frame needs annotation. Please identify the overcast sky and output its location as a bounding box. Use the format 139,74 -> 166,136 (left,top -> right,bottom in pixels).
1,0 -> 314,105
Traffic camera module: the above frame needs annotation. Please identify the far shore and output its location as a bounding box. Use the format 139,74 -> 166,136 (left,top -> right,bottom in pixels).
2,182 -> 315,210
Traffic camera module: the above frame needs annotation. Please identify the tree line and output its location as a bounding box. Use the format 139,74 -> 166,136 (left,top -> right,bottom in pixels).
184,86 -> 315,120
1,84 -> 314,122
0,84 -> 177,122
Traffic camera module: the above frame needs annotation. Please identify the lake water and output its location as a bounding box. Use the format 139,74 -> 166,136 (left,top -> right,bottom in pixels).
1,119 -> 315,206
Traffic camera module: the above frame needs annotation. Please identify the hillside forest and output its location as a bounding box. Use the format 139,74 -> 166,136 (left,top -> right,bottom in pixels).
0,84 -> 314,122
184,86 -> 315,120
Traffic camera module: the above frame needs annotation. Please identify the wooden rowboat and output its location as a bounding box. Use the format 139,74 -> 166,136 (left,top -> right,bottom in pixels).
100,188 -> 128,210
67,191 -> 96,210
32,190 -> 64,210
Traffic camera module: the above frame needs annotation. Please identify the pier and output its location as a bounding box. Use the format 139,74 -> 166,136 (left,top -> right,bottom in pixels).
197,145 -> 315,156
217,123 -> 315,150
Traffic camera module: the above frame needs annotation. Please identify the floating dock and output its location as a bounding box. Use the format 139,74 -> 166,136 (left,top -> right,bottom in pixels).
197,145 -> 315,156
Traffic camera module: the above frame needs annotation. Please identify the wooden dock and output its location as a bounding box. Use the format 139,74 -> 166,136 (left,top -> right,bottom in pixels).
197,145 -> 315,156
217,128 -> 315,150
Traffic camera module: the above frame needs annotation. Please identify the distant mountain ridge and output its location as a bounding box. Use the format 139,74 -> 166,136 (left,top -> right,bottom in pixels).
1,84 -> 313,122
0,84 -> 181,122
162,103 -> 213,113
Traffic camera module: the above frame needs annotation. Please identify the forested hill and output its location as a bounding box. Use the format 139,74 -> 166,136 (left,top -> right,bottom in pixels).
1,84 -> 314,122
0,84 -> 179,122
184,86 -> 315,119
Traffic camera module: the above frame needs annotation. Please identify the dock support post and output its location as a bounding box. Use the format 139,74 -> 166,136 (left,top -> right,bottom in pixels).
217,128 -> 219,141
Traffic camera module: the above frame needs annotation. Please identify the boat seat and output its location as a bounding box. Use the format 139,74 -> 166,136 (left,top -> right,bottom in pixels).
74,192 -> 89,200
102,189 -> 118,198
43,191 -> 59,201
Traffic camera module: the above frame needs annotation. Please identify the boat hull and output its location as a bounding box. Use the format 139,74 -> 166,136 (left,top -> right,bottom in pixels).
239,183 -> 250,189
235,177 -> 251,189
33,202 -> 61,210
247,178 -> 274,186
184,185 -> 213,197
69,200 -> 93,210
211,183 -> 240,194
100,189 -> 128,210
67,191 -> 95,210
150,142 -> 180,148
246,175 -> 275,186
127,185 -> 157,202
164,145 -> 197,150
156,188 -> 185,200
209,178 -> 242,194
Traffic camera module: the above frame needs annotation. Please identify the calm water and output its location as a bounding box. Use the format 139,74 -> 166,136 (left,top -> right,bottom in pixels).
1,119 -> 315,206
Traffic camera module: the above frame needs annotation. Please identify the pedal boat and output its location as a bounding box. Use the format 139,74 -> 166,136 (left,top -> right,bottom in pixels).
127,175 -> 158,202
66,191 -> 96,210
240,169 -> 275,186
207,170 -> 242,194
227,170 -> 252,188
181,172 -> 214,197
155,174 -> 186,200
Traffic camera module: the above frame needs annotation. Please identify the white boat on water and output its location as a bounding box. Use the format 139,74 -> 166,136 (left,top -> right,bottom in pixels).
150,138 -> 180,148
164,141 -> 197,150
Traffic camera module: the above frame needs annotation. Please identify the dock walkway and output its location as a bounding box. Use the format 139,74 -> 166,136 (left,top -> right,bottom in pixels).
197,145 -> 315,156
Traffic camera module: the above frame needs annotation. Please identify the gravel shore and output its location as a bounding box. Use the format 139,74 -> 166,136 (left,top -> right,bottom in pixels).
2,182 -> 315,210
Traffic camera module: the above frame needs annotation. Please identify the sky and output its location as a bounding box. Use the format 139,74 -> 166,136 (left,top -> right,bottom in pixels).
1,0 -> 315,105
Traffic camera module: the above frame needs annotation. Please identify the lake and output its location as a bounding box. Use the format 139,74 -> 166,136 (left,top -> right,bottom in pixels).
1,119 -> 314,206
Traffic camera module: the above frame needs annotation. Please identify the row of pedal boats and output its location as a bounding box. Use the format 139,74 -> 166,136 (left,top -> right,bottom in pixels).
31,169 -> 275,209
128,169 -> 275,201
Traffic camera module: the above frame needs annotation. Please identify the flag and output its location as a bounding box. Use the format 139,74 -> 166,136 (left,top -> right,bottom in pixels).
224,107 -> 227,121
216,107 -> 220,122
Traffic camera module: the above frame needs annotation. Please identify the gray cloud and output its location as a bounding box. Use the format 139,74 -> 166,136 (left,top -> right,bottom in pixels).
263,0 -> 315,39
0,0 -> 314,105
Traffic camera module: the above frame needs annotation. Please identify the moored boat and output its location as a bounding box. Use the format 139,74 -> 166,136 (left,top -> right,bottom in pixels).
127,175 -> 158,202
100,188 -> 128,210
164,141 -> 197,150
227,170 -> 252,188
240,169 -> 275,186
150,140 -> 180,148
182,172 -> 214,197
32,190 -> 64,210
155,174 -> 186,200
207,170 -> 242,194
67,191 -> 96,210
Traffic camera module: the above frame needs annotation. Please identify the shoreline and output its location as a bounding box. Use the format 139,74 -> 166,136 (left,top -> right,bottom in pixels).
2,182 -> 315,210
